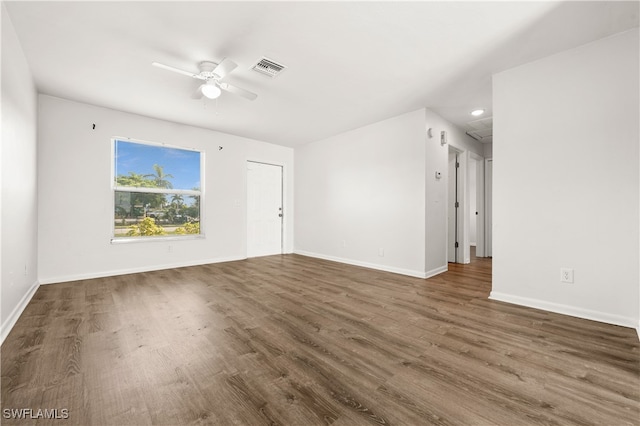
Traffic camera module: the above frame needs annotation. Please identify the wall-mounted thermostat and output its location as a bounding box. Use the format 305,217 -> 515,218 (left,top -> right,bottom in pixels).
440,130 -> 447,145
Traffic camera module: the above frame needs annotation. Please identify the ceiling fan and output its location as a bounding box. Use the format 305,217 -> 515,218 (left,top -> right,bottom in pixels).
152,59 -> 257,101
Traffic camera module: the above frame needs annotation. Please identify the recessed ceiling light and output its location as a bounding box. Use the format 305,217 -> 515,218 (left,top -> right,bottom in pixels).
471,109 -> 485,116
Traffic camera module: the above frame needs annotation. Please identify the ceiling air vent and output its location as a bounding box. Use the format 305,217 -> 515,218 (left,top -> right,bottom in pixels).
251,57 -> 286,78
465,116 -> 493,141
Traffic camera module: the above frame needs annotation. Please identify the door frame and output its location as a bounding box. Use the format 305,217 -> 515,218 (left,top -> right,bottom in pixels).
484,157 -> 493,257
246,160 -> 285,257
470,151 -> 485,258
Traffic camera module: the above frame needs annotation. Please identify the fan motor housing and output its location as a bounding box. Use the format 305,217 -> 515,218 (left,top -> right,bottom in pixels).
199,61 -> 219,78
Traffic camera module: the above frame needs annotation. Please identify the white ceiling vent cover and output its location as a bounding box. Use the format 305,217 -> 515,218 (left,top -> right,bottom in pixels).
251,57 -> 286,78
465,116 -> 493,141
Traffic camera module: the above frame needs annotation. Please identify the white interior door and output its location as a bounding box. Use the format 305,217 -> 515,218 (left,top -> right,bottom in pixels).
447,149 -> 459,263
247,161 -> 283,257
485,158 -> 493,257
469,158 -> 477,247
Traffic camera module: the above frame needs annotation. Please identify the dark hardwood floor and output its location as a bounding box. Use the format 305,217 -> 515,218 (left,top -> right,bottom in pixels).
2,254 -> 638,425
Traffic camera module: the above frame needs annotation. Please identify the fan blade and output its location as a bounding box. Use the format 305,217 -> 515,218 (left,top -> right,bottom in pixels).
219,82 -> 258,101
212,58 -> 238,79
191,85 -> 204,99
152,62 -> 206,80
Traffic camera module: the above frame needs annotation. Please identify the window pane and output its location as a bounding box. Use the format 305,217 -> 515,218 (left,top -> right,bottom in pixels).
114,140 -> 201,191
114,191 -> 201,238
112,139 -> 202,241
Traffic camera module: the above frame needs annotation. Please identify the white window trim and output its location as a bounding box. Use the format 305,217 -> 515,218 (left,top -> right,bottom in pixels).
113,187 -> 201,196
110,234 -> 205,244
111,137 -> 205,244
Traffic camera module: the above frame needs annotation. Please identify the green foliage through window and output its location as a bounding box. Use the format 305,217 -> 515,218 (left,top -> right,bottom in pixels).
175,222 -> 200,235
126,217 -> 167,236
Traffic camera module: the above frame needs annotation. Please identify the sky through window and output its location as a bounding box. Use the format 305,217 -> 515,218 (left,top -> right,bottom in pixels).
114,140 -> 201,190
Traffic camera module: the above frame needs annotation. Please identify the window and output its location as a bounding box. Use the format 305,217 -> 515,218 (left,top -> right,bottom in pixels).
112,138 -> 203,241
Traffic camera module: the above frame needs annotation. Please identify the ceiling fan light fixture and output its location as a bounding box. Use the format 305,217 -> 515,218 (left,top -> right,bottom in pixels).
154,59 -> 257,101
201,82 -> 221,99
471,109 -> 485,116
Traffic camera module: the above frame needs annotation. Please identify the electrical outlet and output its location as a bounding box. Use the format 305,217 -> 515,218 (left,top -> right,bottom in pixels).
560,268 -> 574,283
168,245 -> 173,253
341,240 -> 346,248
378,248 -> 384,257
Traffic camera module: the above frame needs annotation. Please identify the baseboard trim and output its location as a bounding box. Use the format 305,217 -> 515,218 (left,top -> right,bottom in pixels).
425,265 -> 448,279
489,291 -> 637,330
294,250 -> 431,279
1,280 -> 40,345
38,256 -> 247,285
636,321 -> 640,341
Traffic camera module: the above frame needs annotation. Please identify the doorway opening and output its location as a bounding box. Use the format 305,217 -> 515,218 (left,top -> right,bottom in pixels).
448,148 -> 489,265
448,147 -> 462,263
467,151 -> 486,263
469,157 -> 478,258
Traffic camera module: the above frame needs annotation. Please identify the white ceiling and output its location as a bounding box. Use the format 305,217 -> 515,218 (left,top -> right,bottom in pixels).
4,1 -> 639,147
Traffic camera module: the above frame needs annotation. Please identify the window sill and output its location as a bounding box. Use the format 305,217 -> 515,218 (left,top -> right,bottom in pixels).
110,234 -> 205,244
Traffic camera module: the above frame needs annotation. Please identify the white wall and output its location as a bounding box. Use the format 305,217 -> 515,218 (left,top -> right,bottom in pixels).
492,29 -> 639,329
1,5 -> 39,342
295,108 -> 483,278
37,95 -> 294,283
295,109 -> 427,277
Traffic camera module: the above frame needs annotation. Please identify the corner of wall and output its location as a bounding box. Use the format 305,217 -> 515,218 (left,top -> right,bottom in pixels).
1,281 -> 39,345
294,109 -> 427,275
1,2 -> 39,346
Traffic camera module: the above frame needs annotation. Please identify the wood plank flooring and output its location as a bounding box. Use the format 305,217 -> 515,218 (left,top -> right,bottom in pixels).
2,254 -> 638,425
